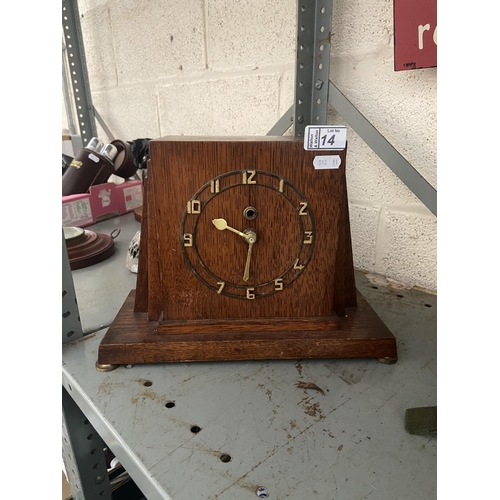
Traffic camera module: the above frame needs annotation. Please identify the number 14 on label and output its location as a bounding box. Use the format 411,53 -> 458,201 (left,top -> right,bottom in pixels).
321,134 -> 336,146
303,125 -> 347,151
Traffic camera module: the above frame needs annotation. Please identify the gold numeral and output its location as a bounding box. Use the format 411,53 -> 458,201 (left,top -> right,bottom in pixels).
303,231 -> 313,244
210,179 -> 220,193
274,278 -> 283,291
299,201 -> 308,215
246,288 -> 255,299
217,281 -> 225,294
293,258 -> 304,270
279,179 -> 284,193
183,233 -> 193,247
242,170 -> 256,184
187,199 -> 201,214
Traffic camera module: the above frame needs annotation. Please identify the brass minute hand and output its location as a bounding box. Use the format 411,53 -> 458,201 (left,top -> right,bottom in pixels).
212,218 -> 251,241
243,238 -> 254,282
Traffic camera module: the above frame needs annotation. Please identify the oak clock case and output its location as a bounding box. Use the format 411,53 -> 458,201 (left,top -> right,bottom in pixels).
97,137 -> 397,365
148,138 -> 352,323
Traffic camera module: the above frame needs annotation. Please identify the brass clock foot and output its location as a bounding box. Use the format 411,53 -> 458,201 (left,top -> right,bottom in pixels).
95,361 -> 119,372
378,356 -> 398,364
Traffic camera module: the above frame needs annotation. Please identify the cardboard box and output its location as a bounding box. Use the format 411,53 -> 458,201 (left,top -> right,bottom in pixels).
62,180 -> 143,227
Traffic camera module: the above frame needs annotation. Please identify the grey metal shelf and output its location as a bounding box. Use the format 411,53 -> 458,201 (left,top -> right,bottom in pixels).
68,214 -> 140,334
62,213 -> 436,500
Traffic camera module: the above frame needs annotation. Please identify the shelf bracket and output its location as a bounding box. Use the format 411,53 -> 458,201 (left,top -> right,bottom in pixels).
267,105 -> 294,136
328,81 -> 437,215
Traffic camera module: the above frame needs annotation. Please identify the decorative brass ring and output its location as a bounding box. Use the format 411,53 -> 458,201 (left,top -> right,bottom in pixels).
243,206 -> 258,220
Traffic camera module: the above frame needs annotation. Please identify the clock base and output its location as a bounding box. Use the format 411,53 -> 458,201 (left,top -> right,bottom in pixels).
97,290 -> 397,365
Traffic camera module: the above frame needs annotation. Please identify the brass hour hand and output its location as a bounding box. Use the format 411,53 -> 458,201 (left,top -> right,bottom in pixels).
212,218 -> 251,241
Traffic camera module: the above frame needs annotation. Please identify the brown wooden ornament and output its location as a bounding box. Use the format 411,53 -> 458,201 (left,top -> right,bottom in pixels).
64,227 -> 116,271
97,137 -> 397,365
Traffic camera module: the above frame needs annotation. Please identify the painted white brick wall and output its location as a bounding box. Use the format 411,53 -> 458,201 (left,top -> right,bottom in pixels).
64,0 -> 436,291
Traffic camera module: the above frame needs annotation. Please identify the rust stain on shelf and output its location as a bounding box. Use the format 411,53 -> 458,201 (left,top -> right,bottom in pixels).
298,394 -> 326,421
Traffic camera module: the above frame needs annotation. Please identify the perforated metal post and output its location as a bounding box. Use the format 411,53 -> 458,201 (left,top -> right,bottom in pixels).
62,0 -> 97,147
293,0 -> 332,136
62,229 -> 83,343
62,387 -> 113,500
62,233 -> 112,499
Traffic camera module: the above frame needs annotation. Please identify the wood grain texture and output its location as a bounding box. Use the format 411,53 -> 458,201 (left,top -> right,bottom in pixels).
98,290 -> 397,364
157,316 -> 339,335
147,136 -> 353,320
145,164 -> 163,321
343,186 -> 358,308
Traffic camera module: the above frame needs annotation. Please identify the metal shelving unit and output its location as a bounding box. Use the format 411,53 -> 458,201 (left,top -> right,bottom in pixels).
62,2 -> 437,498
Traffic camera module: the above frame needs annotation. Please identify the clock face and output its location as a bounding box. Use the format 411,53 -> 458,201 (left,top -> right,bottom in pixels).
180,169 -> 315,299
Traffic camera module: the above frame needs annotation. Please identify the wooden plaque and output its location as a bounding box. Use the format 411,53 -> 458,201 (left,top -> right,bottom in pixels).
98,137 -> 397,365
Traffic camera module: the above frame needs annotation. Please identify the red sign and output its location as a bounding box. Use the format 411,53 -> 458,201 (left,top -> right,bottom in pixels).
394,0 -> 437,71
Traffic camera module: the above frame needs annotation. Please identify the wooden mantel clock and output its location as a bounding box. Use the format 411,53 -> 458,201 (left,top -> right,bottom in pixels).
97,136 -> 397,366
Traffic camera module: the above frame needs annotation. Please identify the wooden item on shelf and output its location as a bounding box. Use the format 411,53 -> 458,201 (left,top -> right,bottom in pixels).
64,226 -> 116,270
133,206 -> 142,223
97,137 -> 397,365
